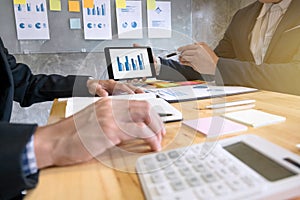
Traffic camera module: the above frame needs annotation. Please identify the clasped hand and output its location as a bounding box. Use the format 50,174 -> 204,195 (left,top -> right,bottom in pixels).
177,42 -> 219,75
87,79 -> 144,96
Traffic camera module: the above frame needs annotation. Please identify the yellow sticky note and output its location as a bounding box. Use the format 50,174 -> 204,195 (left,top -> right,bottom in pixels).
13,0 -> 26,4
116,0 -> 126,9
147,0 -> 156,10
50,0 -> 62,11
84,0 -> 94,8
68,1 -> 80,12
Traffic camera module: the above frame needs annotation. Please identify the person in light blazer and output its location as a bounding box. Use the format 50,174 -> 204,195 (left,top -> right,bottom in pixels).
157,0 -> 300,96
0,37 -> 165,200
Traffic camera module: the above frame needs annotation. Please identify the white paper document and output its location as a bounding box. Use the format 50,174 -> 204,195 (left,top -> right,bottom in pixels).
146,85 -> 258,102
116,1 -> 143,39
222,109 -> 286,128
147,1 -> 172,38
64,93 -> 182,123
13,0 -> 50,40
82,0 -> 112,40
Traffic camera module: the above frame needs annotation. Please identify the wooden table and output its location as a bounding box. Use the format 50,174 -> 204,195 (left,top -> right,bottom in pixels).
25,90 -> 300,200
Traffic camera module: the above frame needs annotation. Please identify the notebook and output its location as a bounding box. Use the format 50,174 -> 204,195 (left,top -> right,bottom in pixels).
183,116 -> 248,136
64,93 -> 182,123
222,109 -> 286,128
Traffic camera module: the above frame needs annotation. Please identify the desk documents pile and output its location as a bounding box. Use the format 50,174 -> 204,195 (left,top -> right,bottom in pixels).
63,93 -> 182,123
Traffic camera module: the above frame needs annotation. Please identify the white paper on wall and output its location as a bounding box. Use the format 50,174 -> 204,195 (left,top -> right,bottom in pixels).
82,0 -> 112,40
13,0 -> 50,40
147,1 -> 172,38
116,1 -> 143,39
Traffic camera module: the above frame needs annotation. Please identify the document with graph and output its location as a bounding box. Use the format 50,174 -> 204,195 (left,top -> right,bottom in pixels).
146,85 -> 258,102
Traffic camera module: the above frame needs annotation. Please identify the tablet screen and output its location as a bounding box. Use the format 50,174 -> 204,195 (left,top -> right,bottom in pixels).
104,47 -> 156,80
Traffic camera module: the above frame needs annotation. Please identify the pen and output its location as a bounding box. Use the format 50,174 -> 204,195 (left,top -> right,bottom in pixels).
205,99 -> 256,109
164,51 -> 180,58
158,113 -> 173,117
193,84 -> 208,89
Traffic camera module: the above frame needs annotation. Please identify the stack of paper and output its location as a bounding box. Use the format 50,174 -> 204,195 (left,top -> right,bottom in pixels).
64,93 -> 182,123
222,109 -> 286,128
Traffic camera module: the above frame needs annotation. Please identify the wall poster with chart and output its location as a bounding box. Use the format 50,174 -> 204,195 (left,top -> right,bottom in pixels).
13,0 -> 50,40
82,0 -> 112,40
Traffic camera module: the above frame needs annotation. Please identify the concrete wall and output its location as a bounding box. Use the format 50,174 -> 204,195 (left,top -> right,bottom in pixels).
10,0 -> 257,125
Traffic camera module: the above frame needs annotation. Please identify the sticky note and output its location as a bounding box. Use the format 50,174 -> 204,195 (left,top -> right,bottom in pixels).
147,0 -> 156,10
70,18 -> 81,29
68,1 -> 80,12
14,0 -> 26,4
116,0 -> 126,8
83,0 -> 94,8
183,116 -> 248,136
50,0 -> 62,11
154,82 -> 179,88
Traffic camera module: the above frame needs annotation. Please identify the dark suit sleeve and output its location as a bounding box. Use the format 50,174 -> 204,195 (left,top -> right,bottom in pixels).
0,122 -> 39,200
157,58 -> 215,82
3,47 -> 91,107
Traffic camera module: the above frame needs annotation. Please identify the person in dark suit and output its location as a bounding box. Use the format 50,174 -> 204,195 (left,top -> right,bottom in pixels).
0,38 -> 165,200
157,0 -> 300,96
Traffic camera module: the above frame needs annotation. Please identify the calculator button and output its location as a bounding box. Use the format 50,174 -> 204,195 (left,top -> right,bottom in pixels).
159,160 -> 172,168
168,151 -> 180,159
174,159 -> 186,167
155,184 -> 173,195
170,179 -> 186,191
162,191 -> 197,200
240,175 -> 257,187
210,181 -> 231,196
185,176 -> 202,187
150,172 -> 165,183
201,172 -> 218,183
156,153 -> 168,162
193,163 -> 207,173
193,186 -> 215,199
185,154 -> 198,163
164,168 -> 179,180
178,166 -> 194,177
216,168 -> 234,179
226,178 -> 247,191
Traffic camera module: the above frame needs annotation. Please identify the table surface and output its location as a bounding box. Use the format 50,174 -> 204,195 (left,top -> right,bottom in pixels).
25,90 -> 300,200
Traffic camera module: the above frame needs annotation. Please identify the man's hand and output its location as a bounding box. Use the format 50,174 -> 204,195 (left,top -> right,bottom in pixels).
34,98 -> 166,169
178,42 -> 219,75
86,79 -> 144,97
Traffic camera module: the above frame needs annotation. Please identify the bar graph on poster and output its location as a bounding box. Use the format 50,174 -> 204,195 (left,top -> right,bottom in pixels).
13,0 -> 50,40
82,0 -> 112,40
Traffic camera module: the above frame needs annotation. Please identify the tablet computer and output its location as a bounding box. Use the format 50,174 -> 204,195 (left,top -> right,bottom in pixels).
104,46 -> 156,80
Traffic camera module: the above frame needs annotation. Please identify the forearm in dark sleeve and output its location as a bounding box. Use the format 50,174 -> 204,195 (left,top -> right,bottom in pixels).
157,58 -> 214,82
0,122 -> 39,200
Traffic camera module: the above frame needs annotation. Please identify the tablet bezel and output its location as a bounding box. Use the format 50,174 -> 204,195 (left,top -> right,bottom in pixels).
104,46 -> 156,81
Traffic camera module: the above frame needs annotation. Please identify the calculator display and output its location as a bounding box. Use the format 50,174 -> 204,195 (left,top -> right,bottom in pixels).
224,142 -> 296,182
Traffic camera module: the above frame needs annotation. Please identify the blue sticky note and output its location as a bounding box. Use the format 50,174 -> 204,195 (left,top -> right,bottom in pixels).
70,18 -> 81,29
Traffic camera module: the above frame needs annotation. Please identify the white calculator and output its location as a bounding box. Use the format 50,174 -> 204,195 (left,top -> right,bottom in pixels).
136,135 -> 300,200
